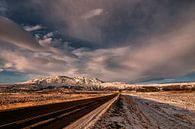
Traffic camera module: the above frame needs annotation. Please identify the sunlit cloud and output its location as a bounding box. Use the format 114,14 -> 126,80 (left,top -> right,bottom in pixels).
24,25 -> 43,32
0,68 -> 3,72
82,8 -> 104,19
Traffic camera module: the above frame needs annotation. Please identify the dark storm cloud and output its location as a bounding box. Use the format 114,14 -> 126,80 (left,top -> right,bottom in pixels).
0,16 -> 45,51
0,16 -> 78,57
3,0 -> 194,48
0,0 -> 195,82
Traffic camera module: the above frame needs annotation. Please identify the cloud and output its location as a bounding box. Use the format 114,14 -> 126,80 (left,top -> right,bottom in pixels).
0,1 -> 7,15
24,25 -> 43,32
82,8 -> 104,19
0,16 -> 77,58
38,38 -> 52,47
38,36 -> 78,58
70,21 -> 195,82
0,0 -> 195,82
0,16 -> 78,80
0,16 -> 43,51
18,0 -> 193,49
0,20 -> 195,82
128,22 -> 195,80
0,68 -> 3,72
0,50 -> 68,74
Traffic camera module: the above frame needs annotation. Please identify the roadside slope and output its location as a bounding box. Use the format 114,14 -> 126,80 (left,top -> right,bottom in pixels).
92,93 -> 195,129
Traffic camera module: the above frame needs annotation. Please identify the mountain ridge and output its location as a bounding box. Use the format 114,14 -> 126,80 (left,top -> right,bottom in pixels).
17,75 -> 195,92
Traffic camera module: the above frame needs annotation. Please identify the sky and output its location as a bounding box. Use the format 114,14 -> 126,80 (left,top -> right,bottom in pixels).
0,0 -> 195,83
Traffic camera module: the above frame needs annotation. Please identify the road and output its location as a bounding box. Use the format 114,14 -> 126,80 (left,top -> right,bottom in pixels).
0,94 -> 117,129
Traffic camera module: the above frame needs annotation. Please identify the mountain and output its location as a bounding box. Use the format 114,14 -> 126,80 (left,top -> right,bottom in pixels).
100,82 -> 130,89
26,76 -> 129,91
28,76 -> 104,88
28,75 -> 140,91
15,75 -> 195,92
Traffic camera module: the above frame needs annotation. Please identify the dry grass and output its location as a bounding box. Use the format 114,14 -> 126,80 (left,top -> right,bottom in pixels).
0,92 -> 109,111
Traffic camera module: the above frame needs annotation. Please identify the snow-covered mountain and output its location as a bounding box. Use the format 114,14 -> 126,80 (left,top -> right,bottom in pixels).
100,82 -> 130,89
28,76 -> 104,87
26,76 -> 130,91
23,75 -> 195,91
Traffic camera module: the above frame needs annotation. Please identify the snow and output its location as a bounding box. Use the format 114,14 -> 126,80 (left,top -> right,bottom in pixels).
92,92 -> 195,129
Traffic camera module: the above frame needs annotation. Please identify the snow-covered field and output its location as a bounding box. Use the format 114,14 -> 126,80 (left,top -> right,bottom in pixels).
92,92 -> 195,129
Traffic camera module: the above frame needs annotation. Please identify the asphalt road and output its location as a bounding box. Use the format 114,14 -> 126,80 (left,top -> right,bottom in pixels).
0,94 -> 117,129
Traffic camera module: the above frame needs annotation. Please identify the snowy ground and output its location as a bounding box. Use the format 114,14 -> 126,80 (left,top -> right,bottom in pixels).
91,92 -> 195,129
